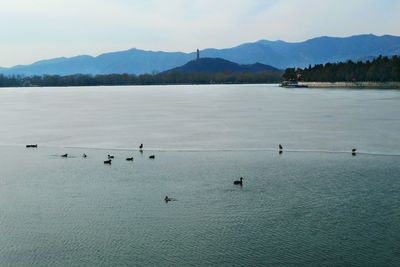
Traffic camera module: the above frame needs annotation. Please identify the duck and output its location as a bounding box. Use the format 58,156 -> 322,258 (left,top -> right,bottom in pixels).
149,155 -> 155,159
233,177 -> 244,185
61,153 -> 68,158
104,159 -> 112,164
126,157 -> 134,161
83,153 -> 87,158
139,143 -> 143,150
107,155 -> 114,159
26,144 -> 38,148
164,195 -> 171,202
279,144 -> 283,151
352,148 -> 357,156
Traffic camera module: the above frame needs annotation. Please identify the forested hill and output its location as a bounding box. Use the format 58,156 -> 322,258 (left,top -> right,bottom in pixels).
164,58 -> 279,73
283,55 -> 400,82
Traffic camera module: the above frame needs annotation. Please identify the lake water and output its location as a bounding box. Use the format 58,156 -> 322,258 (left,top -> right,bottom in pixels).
0,85 -> 399,266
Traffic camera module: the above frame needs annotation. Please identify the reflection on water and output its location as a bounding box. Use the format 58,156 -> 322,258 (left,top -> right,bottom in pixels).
0,85 -> 399,154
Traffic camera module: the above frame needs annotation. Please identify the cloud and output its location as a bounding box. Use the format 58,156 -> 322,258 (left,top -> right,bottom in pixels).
0,0 -> 399,66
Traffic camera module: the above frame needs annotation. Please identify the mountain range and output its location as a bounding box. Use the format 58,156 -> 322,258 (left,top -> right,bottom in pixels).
1,34 -> 399,76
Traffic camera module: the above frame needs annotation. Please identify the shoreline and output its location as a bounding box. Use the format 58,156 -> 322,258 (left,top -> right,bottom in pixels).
299,81 -> 400,89
2,82 -> 400,89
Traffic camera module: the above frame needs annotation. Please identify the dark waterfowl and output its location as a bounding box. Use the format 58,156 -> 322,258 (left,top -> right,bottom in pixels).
107,155 -> 114,159
233,177 -> 244,185
279,144 -> 283,150
149,155 -> 155,159
83,153 -> 87,158
164,196 -> 177,202
104,159 -> 112,164
26,144 -> 38,148
139,143 -> 143,150
126,157 -> 134,161
352,148 -> 357,156
61,153 -> 68,158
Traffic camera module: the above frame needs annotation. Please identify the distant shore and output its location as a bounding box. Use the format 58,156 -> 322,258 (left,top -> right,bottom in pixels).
298,82 -> 400,89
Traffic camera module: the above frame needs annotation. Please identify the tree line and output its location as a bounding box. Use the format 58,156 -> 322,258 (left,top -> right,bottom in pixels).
0,71 -> 283,87
283,55 -> 400,82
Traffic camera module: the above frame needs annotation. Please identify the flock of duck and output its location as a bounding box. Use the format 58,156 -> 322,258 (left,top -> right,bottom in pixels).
102,152 -> 152,165
26,143 -> 156,164
25,143 -> 358,202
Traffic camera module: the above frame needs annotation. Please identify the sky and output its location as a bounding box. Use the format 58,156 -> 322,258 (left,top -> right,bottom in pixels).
0,0 -> 399,67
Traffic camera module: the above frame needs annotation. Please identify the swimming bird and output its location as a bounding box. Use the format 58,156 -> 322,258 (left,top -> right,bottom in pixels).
149,155 -> 155,159
279,144 -> 283,150
61,153 -> 68,158
126,157 -> 134,161
26,144 -> 38,148
139,143 -> 143,150
352,148 -> 357,156
107,155 -> 114,159
233,177 -> 244,185
164,195 -> 171,202
83,153 -> 87,158
104,159 -> 112,164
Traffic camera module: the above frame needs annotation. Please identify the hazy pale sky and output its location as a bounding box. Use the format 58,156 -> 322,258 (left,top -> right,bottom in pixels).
0,0 -> 399,67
